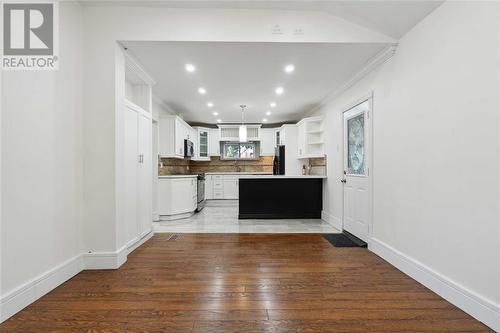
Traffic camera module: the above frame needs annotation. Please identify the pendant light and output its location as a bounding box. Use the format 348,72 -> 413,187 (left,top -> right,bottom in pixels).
239,104 -> 247,142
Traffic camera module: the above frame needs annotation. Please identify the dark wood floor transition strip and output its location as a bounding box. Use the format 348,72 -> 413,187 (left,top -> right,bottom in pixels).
0,234 -> 492,332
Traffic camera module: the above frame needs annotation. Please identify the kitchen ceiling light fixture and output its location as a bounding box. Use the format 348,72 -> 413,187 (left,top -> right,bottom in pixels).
275,87 -> 284,95
284,64 -> 295,73
262,118 -> 268,122
266,111 -> 271,116
212,111 -> 218,116
217,119 -> 222,123
270,102 -> 277,108
239,104 -> 247,142
185,63 -> 196,72
207,102 -> 214,108
198,87 -> 206,95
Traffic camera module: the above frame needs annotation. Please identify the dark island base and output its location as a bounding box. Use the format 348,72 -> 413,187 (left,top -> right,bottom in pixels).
238,178 -> 323,219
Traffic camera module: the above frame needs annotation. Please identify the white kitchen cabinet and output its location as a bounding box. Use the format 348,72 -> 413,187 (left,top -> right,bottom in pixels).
193,127 -> 210,161
159,176 -> 197,219
260,128 -> 275,156
159,115 -> 192,158
209,128 -> 220,156
218,124 -> 261,141
205,174 -> 245,200
124,100 -> 152,244
223,176 -> 239,199
296,116 -> 324,158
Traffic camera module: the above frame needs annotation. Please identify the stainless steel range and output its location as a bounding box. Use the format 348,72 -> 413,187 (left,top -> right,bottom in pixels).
196,174 -> 205,212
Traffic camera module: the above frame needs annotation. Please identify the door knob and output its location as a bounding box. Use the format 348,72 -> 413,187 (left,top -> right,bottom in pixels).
341,178 -> 347,183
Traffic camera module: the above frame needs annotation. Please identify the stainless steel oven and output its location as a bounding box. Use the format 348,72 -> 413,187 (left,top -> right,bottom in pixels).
196,174 -> 205,212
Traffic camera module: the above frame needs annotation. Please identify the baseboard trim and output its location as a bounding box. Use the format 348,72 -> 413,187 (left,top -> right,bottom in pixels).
127,229 -> 154,254
369,238 -> 500,332
321,210 -> 342,231
0,254 -> 84,323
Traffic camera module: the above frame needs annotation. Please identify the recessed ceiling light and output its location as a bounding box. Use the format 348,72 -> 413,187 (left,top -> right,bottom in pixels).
217,119 -> 222,123
284,64 -> 295,73
207,102 -> 214,108
198,87 -> 206,95
266,111 -> 271,116
185,64 -> 196,72
275,87 -> 284,95
270,102 -> 276,108
262,118 -> 268,122
212,111 -> 218,116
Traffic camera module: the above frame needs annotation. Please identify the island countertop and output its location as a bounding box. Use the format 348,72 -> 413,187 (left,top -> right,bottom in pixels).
240,174 -> 326,179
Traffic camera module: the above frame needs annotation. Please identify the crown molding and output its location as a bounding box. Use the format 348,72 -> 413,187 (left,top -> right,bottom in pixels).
307,44 -> 397,116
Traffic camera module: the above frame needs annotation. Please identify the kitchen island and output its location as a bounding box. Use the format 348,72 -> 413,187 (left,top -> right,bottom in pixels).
238,175 -> 326,219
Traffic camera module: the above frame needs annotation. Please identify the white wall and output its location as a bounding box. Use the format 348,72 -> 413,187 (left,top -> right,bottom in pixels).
312,1 -> 499,329
1,0 -> 84,316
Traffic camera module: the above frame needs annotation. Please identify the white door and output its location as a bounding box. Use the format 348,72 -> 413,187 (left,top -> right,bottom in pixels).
152,121 -> 159,221
138,112 -> 152,235
342,99 -> 372,242
124,105 -> 139,243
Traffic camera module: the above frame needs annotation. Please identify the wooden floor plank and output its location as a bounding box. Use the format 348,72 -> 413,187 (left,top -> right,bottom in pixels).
0,233 -> 492,332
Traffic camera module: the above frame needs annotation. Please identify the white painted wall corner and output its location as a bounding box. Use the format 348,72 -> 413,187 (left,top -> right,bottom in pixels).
369,238 -> 500,332
321,210 -> 342,231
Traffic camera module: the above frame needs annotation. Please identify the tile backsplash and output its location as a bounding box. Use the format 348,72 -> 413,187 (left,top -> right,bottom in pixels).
159,155 -> 327,175
159,156 -> 273,175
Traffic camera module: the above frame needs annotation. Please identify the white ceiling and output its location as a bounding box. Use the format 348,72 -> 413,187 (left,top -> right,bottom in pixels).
118,1 -> 443,124
123,41 -> 388,123
85,1 -> 444,39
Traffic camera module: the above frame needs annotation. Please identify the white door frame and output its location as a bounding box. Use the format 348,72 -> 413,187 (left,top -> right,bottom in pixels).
341,92 -> 374,241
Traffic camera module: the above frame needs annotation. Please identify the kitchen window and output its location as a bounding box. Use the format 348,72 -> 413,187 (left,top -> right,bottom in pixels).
221,142 -> 258,160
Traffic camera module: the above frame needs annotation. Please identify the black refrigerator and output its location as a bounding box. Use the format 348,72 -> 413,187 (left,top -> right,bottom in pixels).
273,145 -> 285,175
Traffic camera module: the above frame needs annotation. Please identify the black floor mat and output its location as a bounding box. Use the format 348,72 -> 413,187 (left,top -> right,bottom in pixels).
322,232 -> 367,248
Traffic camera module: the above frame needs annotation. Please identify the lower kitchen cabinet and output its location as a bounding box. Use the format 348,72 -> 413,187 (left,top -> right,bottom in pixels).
223,176 -> 239,199
205,174 -> 260,200
159,176 -> 197,219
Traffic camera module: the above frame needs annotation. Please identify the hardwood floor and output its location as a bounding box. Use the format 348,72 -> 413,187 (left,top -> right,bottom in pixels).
0,234 -> 491,332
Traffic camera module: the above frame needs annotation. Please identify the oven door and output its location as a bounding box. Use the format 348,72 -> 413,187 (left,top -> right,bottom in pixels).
197,178 -> 205,211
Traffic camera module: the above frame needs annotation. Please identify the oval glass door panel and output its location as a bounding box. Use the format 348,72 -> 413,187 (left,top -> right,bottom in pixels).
347,113 -> 365,175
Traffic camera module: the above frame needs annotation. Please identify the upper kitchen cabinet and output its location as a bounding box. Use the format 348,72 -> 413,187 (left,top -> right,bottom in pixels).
218,125 -> 261,141
192,127 -> 210,161
297,116 -> 325,159
260,128 -> 276,156
209,128 -> 220,156
159,115 -> 192,158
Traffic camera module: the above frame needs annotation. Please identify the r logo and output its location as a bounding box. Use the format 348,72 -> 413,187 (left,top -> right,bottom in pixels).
3,3 -> 54,56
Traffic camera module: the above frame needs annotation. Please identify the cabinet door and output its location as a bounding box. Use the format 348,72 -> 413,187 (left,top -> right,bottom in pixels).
209,128 -> 220,156
124,105 -> 139,243
297,122 -> 306,157
199,129 -> 209,158
174,120 -> 184,157
260,128 -> 275,156
223,176 -> 238,199
159,178 -> 195,215
205,175 -> 213,199
137,112 -> 152,235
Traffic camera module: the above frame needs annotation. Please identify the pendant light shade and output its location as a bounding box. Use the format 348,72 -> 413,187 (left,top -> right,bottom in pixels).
239,105 -> 247,142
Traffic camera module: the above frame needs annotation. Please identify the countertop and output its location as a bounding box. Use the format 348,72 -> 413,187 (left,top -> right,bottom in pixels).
159,175 -> 198,179
240,175 -> 327,179
205,172 -> 273,175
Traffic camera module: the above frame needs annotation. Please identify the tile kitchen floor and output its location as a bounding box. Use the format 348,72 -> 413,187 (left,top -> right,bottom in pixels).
154,200 -> 340,233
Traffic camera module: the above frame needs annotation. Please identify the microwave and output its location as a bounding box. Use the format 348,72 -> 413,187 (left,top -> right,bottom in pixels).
184,139 -> 194,158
